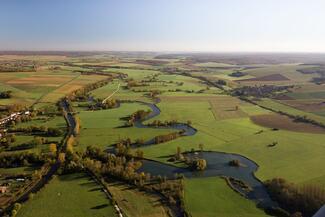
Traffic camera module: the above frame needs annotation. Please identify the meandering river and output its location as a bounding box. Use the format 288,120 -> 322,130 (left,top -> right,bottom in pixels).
113,100 -> 277,208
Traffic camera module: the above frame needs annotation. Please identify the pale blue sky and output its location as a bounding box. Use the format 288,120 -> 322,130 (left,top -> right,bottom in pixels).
1,0 -> 325,52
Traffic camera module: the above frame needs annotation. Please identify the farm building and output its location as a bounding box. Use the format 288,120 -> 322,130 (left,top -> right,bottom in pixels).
0,186 -> 8,194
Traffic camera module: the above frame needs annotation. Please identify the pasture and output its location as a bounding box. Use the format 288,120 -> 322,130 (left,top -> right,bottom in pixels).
139,96 -> 325,186
17,173 -> 117,217
184,177 -> 270,217
107,180 -> 170,217
1,54 -> 325,217
77,102 -> 177,150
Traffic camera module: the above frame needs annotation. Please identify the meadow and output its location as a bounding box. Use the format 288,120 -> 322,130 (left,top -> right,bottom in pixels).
1,53 -> 324,217
107,180 -> 170,217
17,173 -> 117,217
76,103 -> 177,150
184,177 -> 270,217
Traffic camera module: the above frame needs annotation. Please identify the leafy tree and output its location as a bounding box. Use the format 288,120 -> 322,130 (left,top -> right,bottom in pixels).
49,143 -> 57,155
193,159 -> 207,170
199,143 -> 204,151
58,153 -> 66,163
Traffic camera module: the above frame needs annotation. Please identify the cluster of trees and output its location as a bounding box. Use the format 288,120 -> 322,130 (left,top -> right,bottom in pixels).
0,60 -> 37,72
142,177 -> 185,211
0,104 -> 26,115
189,158 -> 207,171
268,141 -> 278,148
55,144 -> 187,216
147,119 -> 179,127
126,79 -> 147,89
142,74 -> 160,82
216,79 -> 227,86
115,142 -> 132,157
0,151 -> 44,168
293,115 -> 325,128
228,159 -> 240,167
124,110 -> 151,126
170,146 -> 207,171
0,91 -> 12,99
10,203 -> 21,217
311,77 -> 325,85
91,154 -> 185,211
147,119 -> 192,128
15,114 -> 34,123
265,178 -> 325,217
0,133 -> 16,148
4,114 -> 33,128
148,89 -> 161,98
7,136 -> 49,151
167,88 -> 184,92
297,67 -> 325,75
68,78 -> 111,101
74,116 -> 80,135
135,59 -> 167,66
154,131 -> 182,144
48,66 -> 61,71
229,71 -> 246,77
100,99 -> 118,109
231,85 -> 292,98
171,145 -> 203,161
297,67 -> 325,85
132,88 -> 193,95
9,126 -> 63,137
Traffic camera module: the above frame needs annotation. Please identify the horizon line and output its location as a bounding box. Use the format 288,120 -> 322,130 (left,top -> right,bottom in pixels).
1,50 -> 325,55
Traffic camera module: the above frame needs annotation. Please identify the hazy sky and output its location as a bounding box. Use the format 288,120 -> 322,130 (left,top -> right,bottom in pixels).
1,0 -> 325,52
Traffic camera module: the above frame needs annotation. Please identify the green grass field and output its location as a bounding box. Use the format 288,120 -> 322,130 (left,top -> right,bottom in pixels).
2,54 -> 325,217
77,103 -> 177,150
139,98 -> 325,186
107,180 -> 170,217
184,177 -> 270,217
15,115 -> 66,129
17,173 -> 117,217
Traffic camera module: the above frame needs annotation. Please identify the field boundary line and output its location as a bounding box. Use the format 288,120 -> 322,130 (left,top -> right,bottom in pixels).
33,73 -> 81,105
209,100 -> 219,121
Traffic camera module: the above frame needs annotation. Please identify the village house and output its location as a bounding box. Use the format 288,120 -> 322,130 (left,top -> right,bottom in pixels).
0,186 -> 8,194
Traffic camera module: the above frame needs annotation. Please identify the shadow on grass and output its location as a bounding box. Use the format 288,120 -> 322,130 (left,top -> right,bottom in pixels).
90,204 -> 109,209
89,187 -> 102,192
58,173 -> 88,181
157,154 -> 172,159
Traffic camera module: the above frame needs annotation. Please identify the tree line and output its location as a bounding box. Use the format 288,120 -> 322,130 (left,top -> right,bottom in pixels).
0,91 -> 12,99
8,126 -> 63,137
0,151 -> 44,168
55,144 -> 188,216
124,109 -> 151,127
154,131 -> 182,144
67,78 -> 112,101
231,85 -> 292,98
265,178 -> 325,217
